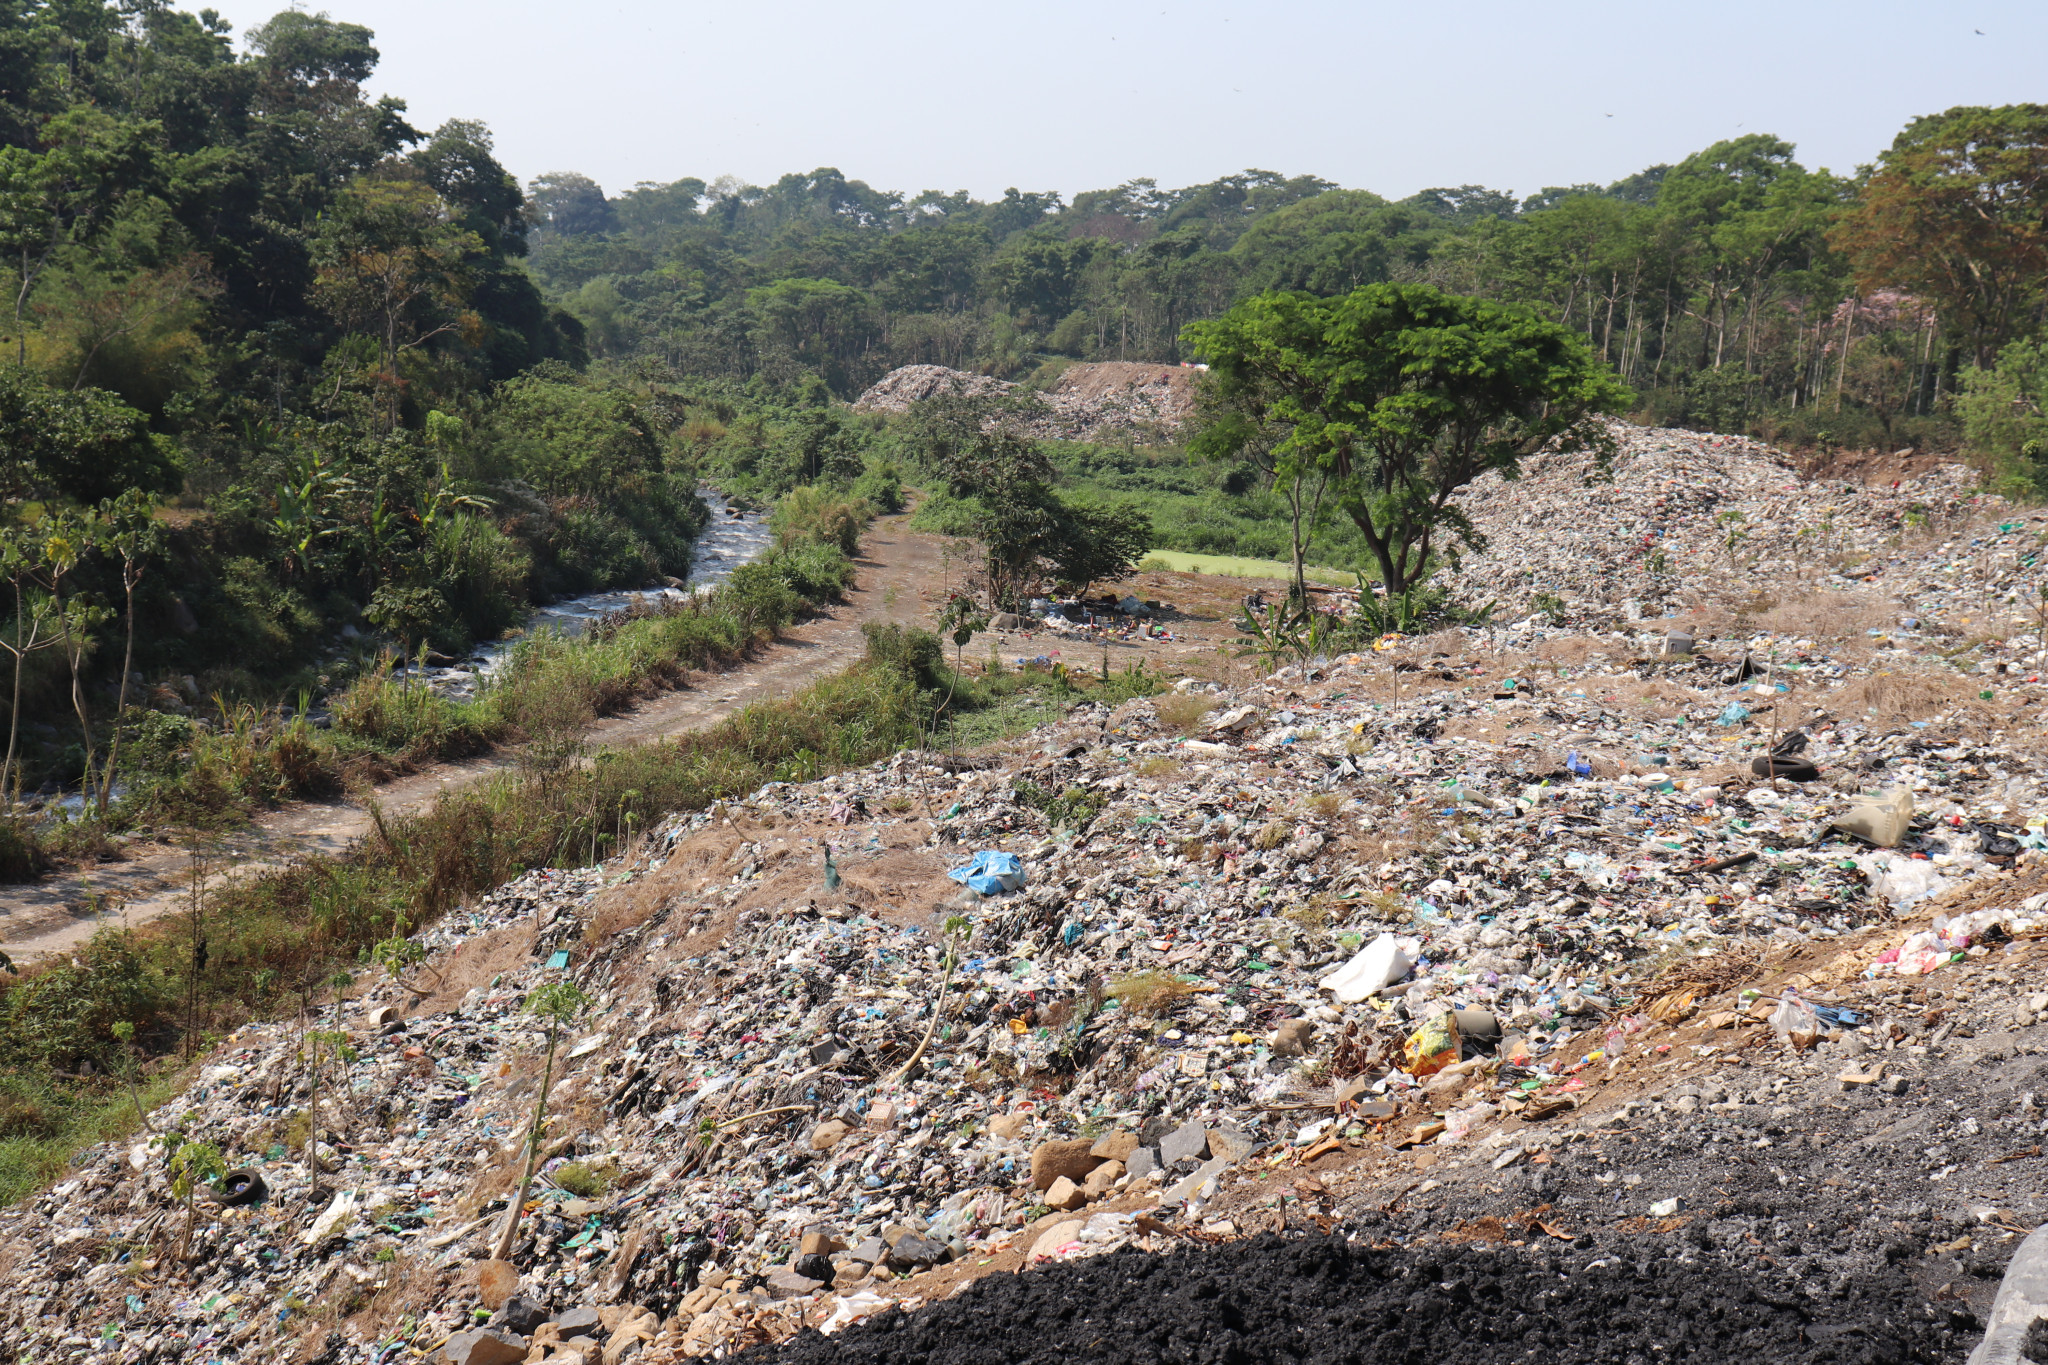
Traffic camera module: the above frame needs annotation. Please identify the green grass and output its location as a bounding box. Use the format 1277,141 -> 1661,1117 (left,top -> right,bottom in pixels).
0,1068 -> 186,1207
95,545 -> 853,841
907,440 -> 1378,580
1134,550 -> 1355,585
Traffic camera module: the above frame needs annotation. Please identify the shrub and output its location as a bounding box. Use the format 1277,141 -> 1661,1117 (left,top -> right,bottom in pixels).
768,542 -> 853,602
551,1159 -> 620,1198
1155,692 -> 1217,732
850,458 -> 905,513
722,562 -> 802,636
771,486 -> 869,556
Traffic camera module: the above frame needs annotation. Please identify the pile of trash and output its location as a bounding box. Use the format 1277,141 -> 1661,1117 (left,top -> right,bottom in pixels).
1031,362 -> 1198,441
852,363 -> 1195,442
847,365 -> 1011,414
1448,422 -> 2027,627
10,617 -> 2048,1360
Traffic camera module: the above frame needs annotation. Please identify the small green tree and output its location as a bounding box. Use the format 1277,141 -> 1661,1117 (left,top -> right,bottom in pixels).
888,915 -> 972,1085
301,970 -> 356,1200
94,489 -> 165,817
492,979 -> 591,1262
162,1134 -> 225,1264
0,527 -> 60,805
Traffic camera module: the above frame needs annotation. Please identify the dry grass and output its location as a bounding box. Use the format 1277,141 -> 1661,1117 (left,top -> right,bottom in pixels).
1154,692 -> 1219,733
1751,590 -> 1896,640
1251,819 -> 1290,851
1303,792 -> 1343,819
1831,669 -> 1995,727
1283,901 -> 1332,931
1108,971 -> 1199,1017
1137,757 -> 1183,780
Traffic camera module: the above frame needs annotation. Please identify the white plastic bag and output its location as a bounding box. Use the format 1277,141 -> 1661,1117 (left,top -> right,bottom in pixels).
1319,933 -> 1413,1003
1768,992 -> 1820,1049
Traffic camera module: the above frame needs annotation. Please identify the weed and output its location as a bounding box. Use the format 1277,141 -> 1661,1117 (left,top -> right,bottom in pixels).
1252,820 -> 1290,851
1136,757 -> 1182,780
1012,781 -> 1106,829
1154,692 -> 1217,733
1106,972 -> 1197,1017
550,1159 -> 620,1198
1304,792 -> 1343,819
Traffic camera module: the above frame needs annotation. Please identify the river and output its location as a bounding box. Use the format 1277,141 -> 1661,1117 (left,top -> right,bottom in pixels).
423,487 -> 774,698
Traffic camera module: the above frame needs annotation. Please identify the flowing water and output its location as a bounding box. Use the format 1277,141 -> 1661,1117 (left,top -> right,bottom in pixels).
424,488 -> 774,698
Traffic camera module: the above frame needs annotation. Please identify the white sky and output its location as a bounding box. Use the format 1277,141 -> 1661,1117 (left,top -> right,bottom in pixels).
205,0 -> 2048,203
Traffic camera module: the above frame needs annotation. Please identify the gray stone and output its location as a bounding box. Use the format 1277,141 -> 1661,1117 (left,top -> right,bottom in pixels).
556,1307 -> 603,1340
764,1268 -> 826,1300
1206,1126 -> 1255,1163
849,1235 -> 887,1265
444,1329 -> 528,1365
1159,1120 -> 1210,1167
490,1295 -> 550,1336
886,1233 -> 949,1270
1126,1145 -> 1159,1180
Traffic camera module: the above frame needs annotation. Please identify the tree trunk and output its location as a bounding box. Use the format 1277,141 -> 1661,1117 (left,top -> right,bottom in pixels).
104,562 -> 144,811
492,1026 -> 562,1263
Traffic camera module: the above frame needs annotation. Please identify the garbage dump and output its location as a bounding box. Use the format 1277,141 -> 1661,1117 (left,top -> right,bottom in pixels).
12,413 -> 2048,1360
13,606 -> 2048,1362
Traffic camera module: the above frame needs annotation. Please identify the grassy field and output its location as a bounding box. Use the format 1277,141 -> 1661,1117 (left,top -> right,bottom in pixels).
1135,550 -> 1355,585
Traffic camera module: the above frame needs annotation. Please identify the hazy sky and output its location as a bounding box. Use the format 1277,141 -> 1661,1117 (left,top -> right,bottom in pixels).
206,0 -> 2046,204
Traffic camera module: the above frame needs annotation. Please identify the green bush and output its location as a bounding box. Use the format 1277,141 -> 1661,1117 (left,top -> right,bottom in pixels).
722,562 -> 803,634
1960,341 -> 2048,486
850,458 -> 905,513
429,514 -> 533,647
768,542 -> 853,602
771,486 -> 869,555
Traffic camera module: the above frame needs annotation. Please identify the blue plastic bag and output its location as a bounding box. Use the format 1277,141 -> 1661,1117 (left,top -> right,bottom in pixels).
1718,702 -> 1750,726
948,849 -> 1025,895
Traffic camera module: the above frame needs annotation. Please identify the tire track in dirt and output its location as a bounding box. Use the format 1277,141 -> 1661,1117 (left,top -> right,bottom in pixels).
0,513 -> 952,960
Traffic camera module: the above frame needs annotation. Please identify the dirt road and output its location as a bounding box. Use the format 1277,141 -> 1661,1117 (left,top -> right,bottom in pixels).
0,526 -> 1272,960
0,512 -> 956,960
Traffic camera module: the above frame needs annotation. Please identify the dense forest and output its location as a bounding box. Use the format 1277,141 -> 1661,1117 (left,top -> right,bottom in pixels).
0,0 -> 2043,810
531,113 -> 2047,460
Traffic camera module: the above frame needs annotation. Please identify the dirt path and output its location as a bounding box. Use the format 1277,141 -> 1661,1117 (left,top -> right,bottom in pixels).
0,512 -> 954,960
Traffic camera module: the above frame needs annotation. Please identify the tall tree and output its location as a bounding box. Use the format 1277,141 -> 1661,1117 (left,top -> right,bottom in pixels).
1831,104 -> 2048,368
1185,284 -> 1631,596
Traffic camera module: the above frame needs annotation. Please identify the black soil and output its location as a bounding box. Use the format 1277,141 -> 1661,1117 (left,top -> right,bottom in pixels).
752,1235 -> 1974,1365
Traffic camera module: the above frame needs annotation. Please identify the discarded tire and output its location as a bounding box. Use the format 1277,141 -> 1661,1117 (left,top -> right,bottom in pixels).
215,1167 -> 266,1206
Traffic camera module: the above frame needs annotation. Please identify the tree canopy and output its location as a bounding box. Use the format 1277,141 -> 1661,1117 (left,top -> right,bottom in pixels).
1185,284 -> 1632,595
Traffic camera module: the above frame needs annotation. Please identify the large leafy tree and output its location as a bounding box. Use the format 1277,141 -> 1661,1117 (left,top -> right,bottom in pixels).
1831,104 -> 2048,368
1184,283 -> 1631,596
900,388 -> 1152,603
